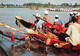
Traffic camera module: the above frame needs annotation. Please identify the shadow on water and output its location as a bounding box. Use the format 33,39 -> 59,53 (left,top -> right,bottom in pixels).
0,46 -> 8,56
11,40 -> 80,56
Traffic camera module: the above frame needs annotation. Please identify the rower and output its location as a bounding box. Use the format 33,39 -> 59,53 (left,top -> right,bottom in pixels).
43,10 -> 51,23
73,11 -> 78,16
77,12 -> 80,24
65,12 -> 78,27
50,20 -> 69,41
34,13 -> 44,32
66,16 -> 80,46
54,15 -> 63,26
53,21 -> 63,32
69,12 -> 73,21
65,12 -> 73,27
34,13 -> 41,24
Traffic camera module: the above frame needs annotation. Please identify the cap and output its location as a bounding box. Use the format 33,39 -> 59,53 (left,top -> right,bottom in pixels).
55,15 -> 59,17
73,11 -> 78,14
36,13 -> 41,17
77,12 -> 80,16
44,10 -> 48,14
70,12 -> 73,14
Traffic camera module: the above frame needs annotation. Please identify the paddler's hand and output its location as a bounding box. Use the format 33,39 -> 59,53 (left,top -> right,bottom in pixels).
15,16 -> 22,20
32,27 -> 35,30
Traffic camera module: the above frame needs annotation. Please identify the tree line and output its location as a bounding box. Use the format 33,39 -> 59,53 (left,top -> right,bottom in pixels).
0,3 -> 80,8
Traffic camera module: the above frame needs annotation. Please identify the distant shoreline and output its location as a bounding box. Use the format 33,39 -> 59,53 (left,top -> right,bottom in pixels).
0,3 -> 80,8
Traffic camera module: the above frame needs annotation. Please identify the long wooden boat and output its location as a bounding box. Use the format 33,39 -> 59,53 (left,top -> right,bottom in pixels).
14,16 -> 80,50
26,28 -> 80,50
30,7 -> 39,10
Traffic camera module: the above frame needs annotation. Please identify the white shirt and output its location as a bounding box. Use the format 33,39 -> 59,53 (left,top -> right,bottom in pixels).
36,19 -> 44,31
66,23 -> 80,46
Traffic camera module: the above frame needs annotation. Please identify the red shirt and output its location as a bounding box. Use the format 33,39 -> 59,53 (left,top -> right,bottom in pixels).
56,24 -> 63,31
45,23 -> 54,28
56,24 -> 63,34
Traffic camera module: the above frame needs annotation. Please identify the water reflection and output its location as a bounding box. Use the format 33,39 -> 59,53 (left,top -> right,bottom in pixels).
11,40 -> 80,56
11,45 -> 15,55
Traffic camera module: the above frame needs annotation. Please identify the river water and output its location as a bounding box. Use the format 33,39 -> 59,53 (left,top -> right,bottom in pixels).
0,8 -> 80,56
0,8 -> 69,31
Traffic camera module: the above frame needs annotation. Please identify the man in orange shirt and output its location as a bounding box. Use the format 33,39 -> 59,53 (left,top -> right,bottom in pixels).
77,13 -> 80,24
43,10 -> 51,23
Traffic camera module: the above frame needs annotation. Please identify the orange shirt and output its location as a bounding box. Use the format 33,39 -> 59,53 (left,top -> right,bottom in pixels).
43,15 -> 51,23
78,16 -> 80,24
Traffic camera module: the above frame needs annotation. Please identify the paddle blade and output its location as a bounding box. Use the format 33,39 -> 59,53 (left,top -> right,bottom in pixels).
11,32 -> 15,42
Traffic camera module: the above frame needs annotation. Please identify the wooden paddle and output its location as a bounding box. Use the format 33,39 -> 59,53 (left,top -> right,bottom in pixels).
33,14 -> 49,23
65,20 -> 72,27
0,23 -> 26,34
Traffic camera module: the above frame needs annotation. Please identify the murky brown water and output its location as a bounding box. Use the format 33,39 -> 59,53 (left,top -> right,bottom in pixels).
0,35 -> 80,56
11,41 -> 80,56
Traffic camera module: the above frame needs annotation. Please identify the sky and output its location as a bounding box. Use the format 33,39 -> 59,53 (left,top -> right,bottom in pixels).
0,0 -> 80,5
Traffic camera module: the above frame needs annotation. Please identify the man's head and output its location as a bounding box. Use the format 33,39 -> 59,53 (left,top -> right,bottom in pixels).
72,16 -> 78,23
44,10 -> 48,15
70,12 -> 73,16
55,15 -> 59,19
35,13 -> 41,20
73,11 -> 78,16
36,13 -> 41,17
